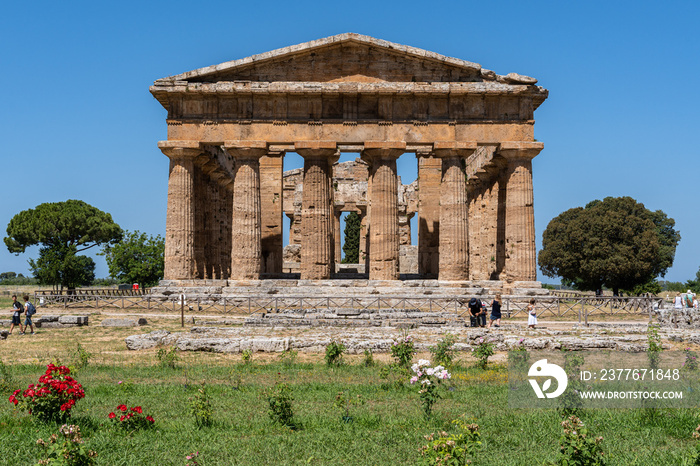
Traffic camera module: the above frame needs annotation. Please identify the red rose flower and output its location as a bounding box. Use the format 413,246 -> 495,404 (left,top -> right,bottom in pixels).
118,404 -> 127,412
120,415 -> 126,421
109,412 -> 116,419
146,416 -> 155,423
131,406 -> 143,414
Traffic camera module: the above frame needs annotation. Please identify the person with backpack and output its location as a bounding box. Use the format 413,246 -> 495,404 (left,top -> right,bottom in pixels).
468,298 -> 486,327
9,294 -> 24,335
22,295 -> 36,335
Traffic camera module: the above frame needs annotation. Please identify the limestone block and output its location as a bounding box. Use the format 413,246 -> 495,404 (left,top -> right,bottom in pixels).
38,315 -> 60,322
58,316 -> 89,325
102,318 -> 148,327
125,330 -> 171,350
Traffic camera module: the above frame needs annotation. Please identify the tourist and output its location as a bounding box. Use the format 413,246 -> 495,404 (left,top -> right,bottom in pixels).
488,294 -> 502,328
22,295 -> 36,335
468,298 -> 486,327
9,294 -> 24,335
527,298 -> 537,329
674,293 -> 683,309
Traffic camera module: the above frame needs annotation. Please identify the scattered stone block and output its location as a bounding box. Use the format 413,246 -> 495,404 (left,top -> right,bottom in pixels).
102,318 -> 148,327
125,330 -> 170,350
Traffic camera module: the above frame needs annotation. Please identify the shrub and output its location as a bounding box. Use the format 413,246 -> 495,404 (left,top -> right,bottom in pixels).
472,337 -> 495,370
156,346 -> 179,369
36,424 -> 97,466
9,364 -> 85,423
325,340 -> 346,367
419,418 -> 481,465
363,349 -> 375,367
108,404 -> 155,431
410,359 -> 451,418
647,323 -> 662,369
241,349 -> 253,364
430,333 -> 457,367
557,415 -> 607,465
266,380 -> 296,429
391,335 -> 415,369
190,383 -> 213,428
560,351 -> 585,416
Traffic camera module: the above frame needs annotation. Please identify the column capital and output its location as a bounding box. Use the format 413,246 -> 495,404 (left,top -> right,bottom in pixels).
224,140 -> 268,159
432,141 -> 477,158
361,141 -> 406,159
158,140 -> 202,159
295,141 -> 339,159
498,141 -> 544,160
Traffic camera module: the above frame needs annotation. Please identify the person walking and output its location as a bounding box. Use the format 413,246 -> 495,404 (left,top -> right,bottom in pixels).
527,298 -> 537,329
22,295 -> 36,335
9,294 -> 24,335
488,294 -> 502,328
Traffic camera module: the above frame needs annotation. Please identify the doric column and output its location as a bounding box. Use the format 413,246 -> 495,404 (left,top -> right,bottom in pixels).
259,152 -> 284,275
435,142 -> 477,281
417,154 -> 442,277
498,141 -> 543,283
295,142 -> 338,280
224,141 -> 268,280
219,180 -> 233,279
334,210 -> 342,269
361,142 -> 405,280
359,210 -> 368,268
159,141 -> 201,280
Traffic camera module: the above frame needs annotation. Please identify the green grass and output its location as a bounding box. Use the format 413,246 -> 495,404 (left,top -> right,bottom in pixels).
0,359 -> 699,465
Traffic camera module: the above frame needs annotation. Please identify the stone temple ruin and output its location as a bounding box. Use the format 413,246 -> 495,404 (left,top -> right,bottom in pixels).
149,33 -> 549,299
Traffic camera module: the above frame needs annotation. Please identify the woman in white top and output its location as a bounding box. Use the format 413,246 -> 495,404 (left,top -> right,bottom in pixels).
674,294 -> 683,309
527,298 -> 537,329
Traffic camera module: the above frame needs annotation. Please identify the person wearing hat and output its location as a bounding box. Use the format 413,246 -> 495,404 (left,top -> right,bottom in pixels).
468,297 -> 486,327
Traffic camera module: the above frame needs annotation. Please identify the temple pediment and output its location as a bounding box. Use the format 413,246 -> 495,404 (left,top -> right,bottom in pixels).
154,33 -> 536,85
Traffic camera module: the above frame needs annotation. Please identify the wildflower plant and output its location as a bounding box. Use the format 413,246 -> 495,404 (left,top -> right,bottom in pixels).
185,451 -> 201,466
156,346 -> 180,369
472,337 -> 495,370
9,364 -> 85,423
430,333 -> 457,367
334,391 -> 364,422
691,424 -> 700,465
266,378 -> 296,429
0,359 -> 14,393
36,424 -> 97,466
241,349 -> 253,364
325,340 -> 346,367
108,404 -> 155,431
558,415 -> 607,465
419,418 -> 481,465
646,323 -> 662,370
363,349 -> 375,367
410,359 -> 451,418
190,383 -> 214,428
684,348 -> 699,372
391,335 -> 416,369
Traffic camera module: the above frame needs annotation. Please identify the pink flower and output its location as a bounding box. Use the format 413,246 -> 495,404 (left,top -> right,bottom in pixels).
410,376 -> 418,384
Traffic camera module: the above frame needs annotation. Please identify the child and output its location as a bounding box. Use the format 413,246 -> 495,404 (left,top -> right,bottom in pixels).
23,295 -> 36,335
527,298 -> 537,329
488,294 -> 502,328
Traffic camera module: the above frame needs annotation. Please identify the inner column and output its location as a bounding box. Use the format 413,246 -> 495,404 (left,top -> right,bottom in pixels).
435,142 -> 476,281
361,142 -> 405,280
295,142 -> 338,280
225,141 -> 268,280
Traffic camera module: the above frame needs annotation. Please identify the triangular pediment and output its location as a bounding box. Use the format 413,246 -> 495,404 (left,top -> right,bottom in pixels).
156,33 -> 486,84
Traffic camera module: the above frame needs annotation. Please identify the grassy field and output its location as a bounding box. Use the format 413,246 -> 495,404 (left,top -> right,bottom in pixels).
1,349 -> 699,465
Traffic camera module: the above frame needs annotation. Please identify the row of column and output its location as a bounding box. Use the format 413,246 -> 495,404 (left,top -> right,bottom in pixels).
161,140 -> 541,282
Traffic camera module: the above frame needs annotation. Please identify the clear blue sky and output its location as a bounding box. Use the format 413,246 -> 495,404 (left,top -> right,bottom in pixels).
1,1 -> 698,283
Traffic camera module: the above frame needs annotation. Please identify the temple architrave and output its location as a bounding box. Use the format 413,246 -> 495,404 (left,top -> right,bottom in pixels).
150,33 -> 548,292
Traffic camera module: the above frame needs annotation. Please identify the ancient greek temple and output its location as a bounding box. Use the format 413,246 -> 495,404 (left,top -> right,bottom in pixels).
150,33 -> 548,288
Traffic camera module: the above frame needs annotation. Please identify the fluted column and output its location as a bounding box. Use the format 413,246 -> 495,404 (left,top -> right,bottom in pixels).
295,142 -> 338,280
225,141 -> 268,280
334,210 -> 342,270
159,141 -> 201,280
260,152 -> 284,275
435,142 -> 477,281
498,142 -> 543,283
417,153 -> 442,277
361,142 -> 405,280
